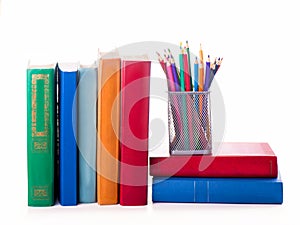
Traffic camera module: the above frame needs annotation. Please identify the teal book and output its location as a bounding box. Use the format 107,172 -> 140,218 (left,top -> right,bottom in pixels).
27,63 -> 57,206
78,64 -> 97,203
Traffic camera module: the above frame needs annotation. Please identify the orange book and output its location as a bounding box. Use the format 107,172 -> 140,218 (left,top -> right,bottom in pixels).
97,58 -> 121,204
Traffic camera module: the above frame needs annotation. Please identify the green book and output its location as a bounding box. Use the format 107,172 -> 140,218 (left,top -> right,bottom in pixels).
27,64 -> 57,206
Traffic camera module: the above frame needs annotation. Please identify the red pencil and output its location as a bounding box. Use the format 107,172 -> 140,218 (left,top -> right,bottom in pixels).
156,51 -> 166,74
183,47 -> 191,91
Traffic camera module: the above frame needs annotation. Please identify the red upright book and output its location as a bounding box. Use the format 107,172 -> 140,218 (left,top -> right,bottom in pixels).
119,60 -> 151,206
150,142 -> 278,177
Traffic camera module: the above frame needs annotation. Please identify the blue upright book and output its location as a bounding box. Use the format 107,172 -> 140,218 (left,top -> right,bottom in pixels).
58,63 -> 78,206
152,176 -> 283,204
77,64 -> 97,203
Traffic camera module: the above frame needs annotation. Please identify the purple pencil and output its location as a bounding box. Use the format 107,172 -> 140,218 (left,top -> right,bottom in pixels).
170,58 -> 180,91
166,60 -> 175,91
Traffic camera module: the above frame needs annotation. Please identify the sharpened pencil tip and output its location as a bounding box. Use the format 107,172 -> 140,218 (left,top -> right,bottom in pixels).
207,55 -> 210,63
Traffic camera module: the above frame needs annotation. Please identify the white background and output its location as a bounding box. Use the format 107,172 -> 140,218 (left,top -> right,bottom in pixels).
0,0 -> 299,224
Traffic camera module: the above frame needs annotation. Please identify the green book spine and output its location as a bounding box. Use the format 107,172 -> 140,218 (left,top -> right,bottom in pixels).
27,67 -> 56,206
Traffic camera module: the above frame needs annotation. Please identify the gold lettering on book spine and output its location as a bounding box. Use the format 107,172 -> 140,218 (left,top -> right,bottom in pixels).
31,74 -> 50,152
32,186 -> 49,200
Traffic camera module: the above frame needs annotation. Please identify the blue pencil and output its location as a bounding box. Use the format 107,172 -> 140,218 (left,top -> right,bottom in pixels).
194,57 -> 200,130
194,57 -> 199,91
203,55 -> 211,91
202,55 -> 211,135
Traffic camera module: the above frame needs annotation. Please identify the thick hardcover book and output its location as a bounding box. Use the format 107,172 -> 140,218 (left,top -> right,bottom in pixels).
152,176 -> 283,204
27,64 -> 57,206
119,60 -> 151,206
58,63 -> 78,206
78,65 -> 97,203
97,58 -> 121,205
150,142 -> 278,177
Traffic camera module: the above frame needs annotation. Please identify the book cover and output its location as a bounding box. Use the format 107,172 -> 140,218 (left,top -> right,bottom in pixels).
27,64 -> 57,206
78,65 -> 97,203
97,58 -> 121,205
119,60 -> 151,206
152,176 -> 283,204
150,142 -> 278,177
58,63 -> 78,206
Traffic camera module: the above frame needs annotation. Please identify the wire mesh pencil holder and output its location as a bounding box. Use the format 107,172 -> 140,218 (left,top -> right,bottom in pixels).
168,91 -> 212,155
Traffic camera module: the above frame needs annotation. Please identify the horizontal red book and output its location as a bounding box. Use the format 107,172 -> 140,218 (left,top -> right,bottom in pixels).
119,60 -> 151,206
150,142 -> 278,178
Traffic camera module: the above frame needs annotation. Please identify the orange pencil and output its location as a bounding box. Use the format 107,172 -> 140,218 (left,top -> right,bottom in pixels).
199,44 -> 204,91
198,45 -> 204,124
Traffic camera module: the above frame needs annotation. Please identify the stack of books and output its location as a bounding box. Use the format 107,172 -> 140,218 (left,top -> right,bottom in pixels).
27,57 -> 151,206
150,142 -> 283,204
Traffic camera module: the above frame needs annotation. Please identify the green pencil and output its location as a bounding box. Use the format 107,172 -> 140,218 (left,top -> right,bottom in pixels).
179,42 -> 185,91
186,40 -> 193,91
178,42 -> 190,150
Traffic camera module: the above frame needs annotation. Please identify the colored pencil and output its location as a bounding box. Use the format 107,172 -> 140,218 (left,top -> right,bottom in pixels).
167,48 -> 174,60
198,57 -> 204,117
209,59 -> 216,88
186,41 -> 193,91
199,44 -> 204,91
179,43 -> 185,92
183,48 -> 191,91
204,55 -> 211,91
208,57 -> 223,89
179,42 -> 190,150
171,58 -> 180,91
199,44 -> 204,63
194,57 -> 200,118
215,57 -> 223,73
194,57 -> 199,92
156,51 -> 166,74
166,60 -> 175,91
168,48 -> 180,80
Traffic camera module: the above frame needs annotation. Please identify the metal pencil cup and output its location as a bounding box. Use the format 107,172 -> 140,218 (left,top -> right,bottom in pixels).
168,91 -> 212,155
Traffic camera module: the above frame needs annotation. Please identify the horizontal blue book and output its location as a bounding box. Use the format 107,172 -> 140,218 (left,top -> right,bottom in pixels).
58,63 -> 78,206
152,176 -> 283,204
